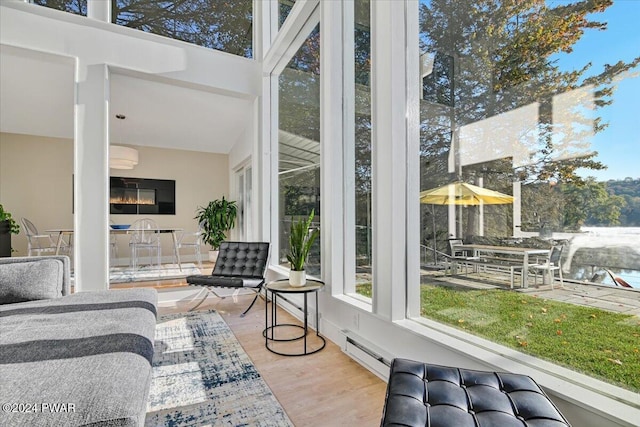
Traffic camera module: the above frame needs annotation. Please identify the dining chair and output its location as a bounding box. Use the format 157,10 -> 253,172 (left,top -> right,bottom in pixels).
177,222 -> 204,269
21,217 -> 70,257
530,245 -> 564,289
129,218 -> 161,270
108,221 -> 119,268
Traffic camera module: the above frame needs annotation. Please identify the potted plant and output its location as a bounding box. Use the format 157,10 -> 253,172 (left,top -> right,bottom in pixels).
0,204 -> 20,257
195,196 -> 237,262
286,209 -> 320,287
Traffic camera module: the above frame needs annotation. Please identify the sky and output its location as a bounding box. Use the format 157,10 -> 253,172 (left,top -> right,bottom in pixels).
552,0 -> 640,181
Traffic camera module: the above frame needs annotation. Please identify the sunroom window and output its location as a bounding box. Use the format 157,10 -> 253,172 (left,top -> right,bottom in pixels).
30,0 -> 87,16
279,0 -> 296,29
278,25 -> 321,277
112,0 -> 253,58
345,0 -> 373,300
415,0 -> 640,392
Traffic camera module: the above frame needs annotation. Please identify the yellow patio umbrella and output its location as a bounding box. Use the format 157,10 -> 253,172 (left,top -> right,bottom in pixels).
419,181 -> 515,206
420,181 -> 514,264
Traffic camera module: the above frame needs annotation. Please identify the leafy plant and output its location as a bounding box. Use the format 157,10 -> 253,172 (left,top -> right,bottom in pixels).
194,197 -> 237,250
0,204 -> 20,234
287,210 -> 319,271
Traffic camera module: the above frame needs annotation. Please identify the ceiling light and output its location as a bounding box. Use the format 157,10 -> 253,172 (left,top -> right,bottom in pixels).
110,145 -> 138,169
110,114 -> 138,169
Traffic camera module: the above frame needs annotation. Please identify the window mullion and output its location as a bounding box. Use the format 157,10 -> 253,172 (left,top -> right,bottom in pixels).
371,0 -> 408,321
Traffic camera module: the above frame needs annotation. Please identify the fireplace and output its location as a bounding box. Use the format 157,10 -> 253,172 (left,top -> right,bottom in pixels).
110,177 -> 175,215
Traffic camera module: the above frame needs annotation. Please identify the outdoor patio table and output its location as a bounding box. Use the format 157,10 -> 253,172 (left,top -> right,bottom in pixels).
451,244 -> 550,288
46,227 -> 184,271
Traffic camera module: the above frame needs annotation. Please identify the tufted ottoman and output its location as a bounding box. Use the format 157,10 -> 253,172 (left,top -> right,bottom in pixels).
381,358 -> 571,427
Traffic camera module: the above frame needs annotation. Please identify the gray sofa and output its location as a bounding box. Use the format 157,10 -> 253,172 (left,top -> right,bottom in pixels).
0,256 -> 157,427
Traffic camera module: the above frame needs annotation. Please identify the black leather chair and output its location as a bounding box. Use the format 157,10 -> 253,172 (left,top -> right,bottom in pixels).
381,358 -> 571,427
186,241 -> 270,316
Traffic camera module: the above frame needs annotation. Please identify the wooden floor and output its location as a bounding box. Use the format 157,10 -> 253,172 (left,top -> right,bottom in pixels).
136,271 -> 387,426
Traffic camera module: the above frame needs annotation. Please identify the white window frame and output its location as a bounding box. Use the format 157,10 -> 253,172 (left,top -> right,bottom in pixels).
262,0 -> 320,271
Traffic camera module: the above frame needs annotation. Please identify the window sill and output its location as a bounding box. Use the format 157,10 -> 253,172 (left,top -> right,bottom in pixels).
333,293 -> 373,313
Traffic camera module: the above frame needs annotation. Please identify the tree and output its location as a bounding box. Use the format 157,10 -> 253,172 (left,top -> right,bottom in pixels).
32,0 -> 86,15
418,0 -> 639,237
112,0 -> 253,57
562,178 -> 626,229
33,0 -> 253,58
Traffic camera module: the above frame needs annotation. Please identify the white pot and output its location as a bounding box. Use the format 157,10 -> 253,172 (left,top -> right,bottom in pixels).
289,270 -> 306,287
208,250 -> 219,263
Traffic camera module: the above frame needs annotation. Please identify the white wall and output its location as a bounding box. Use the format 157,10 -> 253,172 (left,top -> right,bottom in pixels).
0,132 -> 229,260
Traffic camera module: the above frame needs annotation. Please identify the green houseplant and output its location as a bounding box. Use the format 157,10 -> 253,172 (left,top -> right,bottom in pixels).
286,209 -> 320,287
0,204 -> 20,257
195,196 -> 238,262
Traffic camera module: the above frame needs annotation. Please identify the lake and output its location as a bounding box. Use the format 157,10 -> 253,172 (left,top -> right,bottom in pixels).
561,226 -> 640,289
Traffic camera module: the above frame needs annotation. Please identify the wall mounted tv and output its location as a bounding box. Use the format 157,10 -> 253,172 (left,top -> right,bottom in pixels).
110,177 -> 175,215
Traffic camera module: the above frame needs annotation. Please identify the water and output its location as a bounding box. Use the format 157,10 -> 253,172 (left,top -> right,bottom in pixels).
560,227 -> 640,289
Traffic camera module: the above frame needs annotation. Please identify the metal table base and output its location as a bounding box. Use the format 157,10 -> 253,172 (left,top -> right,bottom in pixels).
263,280 -> 326,356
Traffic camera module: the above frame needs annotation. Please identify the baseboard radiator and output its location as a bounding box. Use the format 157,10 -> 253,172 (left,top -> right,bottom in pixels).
341,330 -> 392,381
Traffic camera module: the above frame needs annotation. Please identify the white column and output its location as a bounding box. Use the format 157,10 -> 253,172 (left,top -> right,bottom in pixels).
87,0 -> 110,22
74,61 -> 110,292
371,0 -> 408,321
264,75 -> 278,254
321,0 -> 344,295
256,0 -> 277,247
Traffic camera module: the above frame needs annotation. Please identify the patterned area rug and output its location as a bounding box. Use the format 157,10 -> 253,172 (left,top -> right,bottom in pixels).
109,263 -> 201,283
145,310 -> 293,427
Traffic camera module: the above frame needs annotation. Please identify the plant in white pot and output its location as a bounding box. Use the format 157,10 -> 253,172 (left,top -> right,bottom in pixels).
287,210 -> 319,287
194,197 -> 237,263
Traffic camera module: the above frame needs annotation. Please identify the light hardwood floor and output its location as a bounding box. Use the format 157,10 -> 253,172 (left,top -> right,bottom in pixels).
128,273 -> 388,426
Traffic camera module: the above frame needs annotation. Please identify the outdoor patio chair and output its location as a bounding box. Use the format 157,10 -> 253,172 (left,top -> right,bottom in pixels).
21,217 -> 70,257
530,245 -> 564,289
129,218 -> 161,270
185,241 -> 270,316
448,238 -> 479,274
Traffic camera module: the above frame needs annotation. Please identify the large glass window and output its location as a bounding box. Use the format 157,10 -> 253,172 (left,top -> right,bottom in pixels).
416,0 -> 640,392
31,0 -> 87,15
279,0 -> 296,28
351,0 -> 373,300
278,25 -> 321,277
112,0 -> 253,58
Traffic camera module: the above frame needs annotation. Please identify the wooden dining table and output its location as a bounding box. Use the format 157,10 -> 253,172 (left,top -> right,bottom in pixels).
451,244 -> 551,288
46,227 -> 185,271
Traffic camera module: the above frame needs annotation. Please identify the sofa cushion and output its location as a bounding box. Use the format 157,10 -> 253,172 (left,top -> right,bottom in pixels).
0,256 -> 69,304
0,288 -> 157,427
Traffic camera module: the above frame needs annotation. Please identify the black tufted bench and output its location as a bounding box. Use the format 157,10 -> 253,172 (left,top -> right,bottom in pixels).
381,358 -> 571,427
186,241 -> 270,316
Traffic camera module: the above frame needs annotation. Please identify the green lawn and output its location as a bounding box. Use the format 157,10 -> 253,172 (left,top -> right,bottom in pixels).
355,282 -> 640,392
